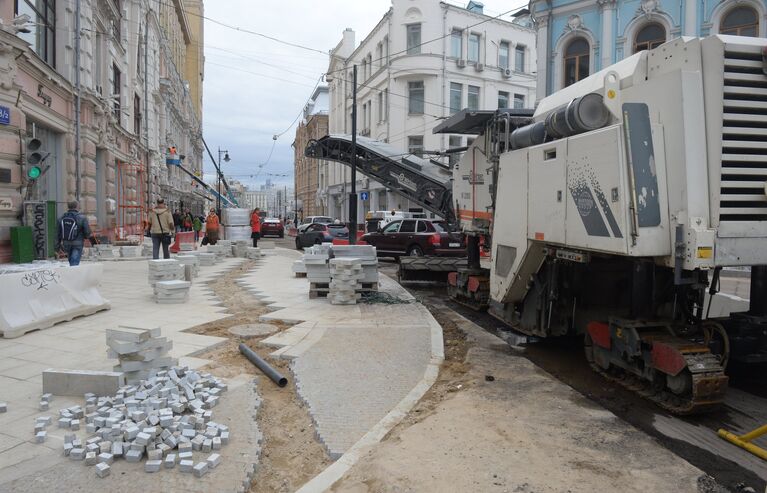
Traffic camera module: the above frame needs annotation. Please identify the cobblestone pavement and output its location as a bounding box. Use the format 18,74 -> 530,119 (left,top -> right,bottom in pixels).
238,249 -> 442,460
0,256 -> 247,487
0,375 -> 262,493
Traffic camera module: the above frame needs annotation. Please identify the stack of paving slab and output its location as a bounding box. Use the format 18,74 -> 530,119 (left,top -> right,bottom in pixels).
205,245 -> 228,260
246,247 -> 263,260
154,280 -> 192,304
108,327 -> 178,383
95,244 -> 118,259
328,258 -> 364,305
195,252 -> 217,266
120,245 -> 143,258
50,362 -> 229,479
175,255 -> 200,278
303,248 -> 331,284
232,240 -> 249,258
147,259 -> 184,286
331,245 -> 379,283
291,259 -> 307,277
141,240 -> 153,257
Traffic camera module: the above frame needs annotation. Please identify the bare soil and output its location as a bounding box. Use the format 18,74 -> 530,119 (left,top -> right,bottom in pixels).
186,260 -> 332,493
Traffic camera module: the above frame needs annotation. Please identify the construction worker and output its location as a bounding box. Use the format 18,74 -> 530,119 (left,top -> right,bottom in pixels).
149,198 -> 174,259
250,208 -> 261,247
205,208 -> 220,245
56,201 -> 98,266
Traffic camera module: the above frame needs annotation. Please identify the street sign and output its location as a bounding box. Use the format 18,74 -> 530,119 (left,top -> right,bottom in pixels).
0,106 -> 9,125
360,191 -> 369,201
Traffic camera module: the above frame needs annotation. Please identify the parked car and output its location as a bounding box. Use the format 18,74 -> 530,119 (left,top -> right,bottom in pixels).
260,218 -> 284,238
298,216 -> 334,234
360,219 -> 465,258
295,223 -> 349,249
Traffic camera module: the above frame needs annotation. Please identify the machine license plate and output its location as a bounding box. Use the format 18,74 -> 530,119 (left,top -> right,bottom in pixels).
449,242 -> 460,247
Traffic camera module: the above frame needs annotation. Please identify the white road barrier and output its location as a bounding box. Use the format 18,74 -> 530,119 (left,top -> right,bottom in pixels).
0,264 -> 111,338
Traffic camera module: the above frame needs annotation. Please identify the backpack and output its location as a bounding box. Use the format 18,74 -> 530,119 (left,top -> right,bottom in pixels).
60,212 -> 81,242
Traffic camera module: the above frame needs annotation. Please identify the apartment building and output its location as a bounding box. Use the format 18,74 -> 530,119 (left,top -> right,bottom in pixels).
0,0 -> 204,262
293,85 -> 328,220
324,0 -> 536,223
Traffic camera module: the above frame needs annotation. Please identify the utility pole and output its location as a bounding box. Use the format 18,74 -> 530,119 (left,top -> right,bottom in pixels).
349,65 -> 357,245
74,0 -> 82,202
217,147 -> 221,215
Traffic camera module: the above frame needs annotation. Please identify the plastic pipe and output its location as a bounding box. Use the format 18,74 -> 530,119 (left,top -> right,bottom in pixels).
238,343 -> 288,387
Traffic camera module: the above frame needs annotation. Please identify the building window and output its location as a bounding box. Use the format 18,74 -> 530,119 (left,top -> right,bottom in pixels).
499,41 -> 509,69
112,64 -> 122,121
134,94 -> 141,135
468,33 -> 480,63
361,60 -> 367,81
14,0 -> 56,66
383,88 -> 389,121
633,24 -> 666,53
451,30 -> 463,58
408,136 -> 424,157
375,43 -> 383,69
720,7 -> 759,36
408,81 -> 424,114
450,83 -> 462,114
377,92 -> 383,122
367,54 -> 372,76
497,91 -> 509,109
564,38 -> 590,87
384,36 -> 389,65
515,45 -> 525,72
407,24 -> 421,55
467,85 -> 480,111
513,93 -> 525,109
448,135 -> 462,166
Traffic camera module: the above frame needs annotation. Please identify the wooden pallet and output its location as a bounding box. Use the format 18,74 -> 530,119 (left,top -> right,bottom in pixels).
309,281 -> 379,299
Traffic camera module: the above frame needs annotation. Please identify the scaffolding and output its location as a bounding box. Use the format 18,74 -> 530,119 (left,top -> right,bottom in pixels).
116,160 -> 146,242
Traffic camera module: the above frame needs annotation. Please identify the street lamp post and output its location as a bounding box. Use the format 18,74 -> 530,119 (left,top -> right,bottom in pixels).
217,147 -> 230,215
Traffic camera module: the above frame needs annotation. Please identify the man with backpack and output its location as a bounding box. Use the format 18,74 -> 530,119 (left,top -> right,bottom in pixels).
56,201 -> 97,266
149,198 -> 175,259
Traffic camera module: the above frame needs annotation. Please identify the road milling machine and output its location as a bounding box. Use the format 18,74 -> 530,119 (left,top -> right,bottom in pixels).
306,35 -> 767,414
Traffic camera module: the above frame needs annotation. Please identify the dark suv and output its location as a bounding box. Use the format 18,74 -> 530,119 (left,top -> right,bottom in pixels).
295,223 -> 349,249
360,219 -> 465,258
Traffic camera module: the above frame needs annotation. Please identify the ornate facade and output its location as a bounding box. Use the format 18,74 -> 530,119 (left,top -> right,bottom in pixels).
530,0 -> 766,98
0,0 -> 204,262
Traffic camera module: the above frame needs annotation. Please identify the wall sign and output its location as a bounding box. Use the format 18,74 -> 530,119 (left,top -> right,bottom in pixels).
0,106 -> 9,125
0,197 -> 12,210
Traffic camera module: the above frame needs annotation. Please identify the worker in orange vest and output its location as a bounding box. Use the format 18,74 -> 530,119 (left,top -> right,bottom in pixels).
205,208 -> 220,245
250,208 -> 261,247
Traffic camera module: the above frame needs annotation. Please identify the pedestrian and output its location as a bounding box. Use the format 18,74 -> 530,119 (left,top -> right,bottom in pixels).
56,201 -> 98,266
183,210 -> 193,232
192,215 -> 202,242
250,207 -> 261,248
149,198 -> 174,259
172,210 -> 181,233
205,208 -> 220,245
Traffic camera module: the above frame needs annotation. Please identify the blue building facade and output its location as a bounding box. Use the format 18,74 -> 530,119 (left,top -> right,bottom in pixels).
530,0 -> 766,98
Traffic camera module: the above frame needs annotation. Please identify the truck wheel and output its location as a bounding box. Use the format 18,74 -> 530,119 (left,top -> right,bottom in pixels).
407,245 -> 424,257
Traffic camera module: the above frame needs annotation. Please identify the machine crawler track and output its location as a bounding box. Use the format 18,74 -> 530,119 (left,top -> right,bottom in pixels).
587,354 -> 727,415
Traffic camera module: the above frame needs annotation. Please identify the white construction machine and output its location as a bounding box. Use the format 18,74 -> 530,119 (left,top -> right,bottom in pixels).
307,35 -> 767,413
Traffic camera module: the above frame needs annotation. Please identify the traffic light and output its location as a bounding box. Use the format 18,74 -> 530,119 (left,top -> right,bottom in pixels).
25,138 -> 47,180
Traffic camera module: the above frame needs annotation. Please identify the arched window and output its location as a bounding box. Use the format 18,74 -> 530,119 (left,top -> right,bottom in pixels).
720,7 -> 759,36
564,38 -> 590,87
634,23 -> 666,53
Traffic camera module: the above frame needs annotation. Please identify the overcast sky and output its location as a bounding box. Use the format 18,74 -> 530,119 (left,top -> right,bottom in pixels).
202,0 -> 528,190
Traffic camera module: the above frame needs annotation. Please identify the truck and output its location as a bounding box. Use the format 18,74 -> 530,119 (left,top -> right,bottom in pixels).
306,35 -> 767,414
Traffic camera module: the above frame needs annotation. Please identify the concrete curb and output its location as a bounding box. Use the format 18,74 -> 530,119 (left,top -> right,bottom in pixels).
295,302 -> 444,493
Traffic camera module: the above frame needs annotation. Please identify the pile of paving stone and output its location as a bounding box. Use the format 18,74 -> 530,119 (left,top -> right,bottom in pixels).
148,259 -> 184,286
232,240 -> 250,258
328,258 -> 364,305
246,247 -> 263,260
95,244 -> 118,259
205,245 -> 229,260
109,327 -> 178,383
176,255 -> 200,278
120,246 -> 143,258
154,280 -> 192,304
195,252 -> 217,266
303,248 -> 331,284
331,245 -> 379,283
43,365 -> 229,479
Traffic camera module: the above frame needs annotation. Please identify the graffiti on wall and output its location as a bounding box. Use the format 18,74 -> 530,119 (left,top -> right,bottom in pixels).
24,201 -> 48,259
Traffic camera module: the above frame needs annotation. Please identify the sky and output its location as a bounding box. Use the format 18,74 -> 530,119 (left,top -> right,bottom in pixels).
201,0 -> 528,190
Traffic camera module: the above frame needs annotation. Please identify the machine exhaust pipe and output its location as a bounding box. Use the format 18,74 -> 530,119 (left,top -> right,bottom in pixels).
510,93 -> 611,150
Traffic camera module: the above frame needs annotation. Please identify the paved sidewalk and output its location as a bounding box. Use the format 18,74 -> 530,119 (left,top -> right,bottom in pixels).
0,256 -> 245,487
237,249 -> 443,461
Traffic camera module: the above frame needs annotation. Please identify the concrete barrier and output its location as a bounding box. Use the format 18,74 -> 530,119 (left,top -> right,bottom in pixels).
0,264 -> 111,338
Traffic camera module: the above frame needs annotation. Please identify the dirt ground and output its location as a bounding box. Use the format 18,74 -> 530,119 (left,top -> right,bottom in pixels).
331,302 -> 710,493
186,260 -> 332,493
